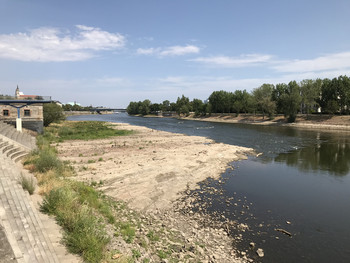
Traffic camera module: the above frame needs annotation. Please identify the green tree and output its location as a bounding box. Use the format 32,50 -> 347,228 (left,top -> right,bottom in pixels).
192,98 -> 205,116
252,84 -> 276,119
319,78 -> 338,113
43,103 -> 65,127
126,101 -> 141,115
280,81 -> 301,122
208,90 -> 232,113
272,83 -> 288,114
176,95 -> 191,115
300,79 -> 320,115
150,103 -> 161,112
161,100 -> 170,111
231,90 -> 253,115
139,99 -> 151,115
337,75 -> 350,114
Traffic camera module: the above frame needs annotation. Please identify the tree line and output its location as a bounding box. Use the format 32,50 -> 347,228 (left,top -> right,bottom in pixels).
126,75 -> 350,122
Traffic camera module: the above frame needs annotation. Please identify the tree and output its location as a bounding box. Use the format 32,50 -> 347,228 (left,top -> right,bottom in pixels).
300,79 -> 320,115
319,78 -> 338,113
231,90 -> 253,115
126,101 -> 141,115
192,98 -> 205,116
139,100 -> 151,115
161,100 -> 171,111
252,84 -> 276,119
280,81 -> 301,122
43,103 -> 65,127
176,95 -> 191,115
337,75 -> 350,114
272,83 -> 288,114
150,103 -> 161,112
208,90 -> 232,113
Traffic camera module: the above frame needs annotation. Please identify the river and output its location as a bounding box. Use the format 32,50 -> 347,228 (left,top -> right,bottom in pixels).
68,113 -> 350,263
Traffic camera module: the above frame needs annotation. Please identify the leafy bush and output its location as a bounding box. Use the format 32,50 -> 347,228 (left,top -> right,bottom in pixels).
43,103 -> 65,127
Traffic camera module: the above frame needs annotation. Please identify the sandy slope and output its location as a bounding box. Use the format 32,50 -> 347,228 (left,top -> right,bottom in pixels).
57,123 -> 253,212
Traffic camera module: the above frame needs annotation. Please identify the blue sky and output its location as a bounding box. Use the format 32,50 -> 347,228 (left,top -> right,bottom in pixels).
0,0 -> 349,107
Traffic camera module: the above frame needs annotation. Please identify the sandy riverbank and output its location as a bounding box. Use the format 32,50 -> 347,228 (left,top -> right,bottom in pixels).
56,123 -> 255,262
182,114 -> 350,131
57,123 -> 253,211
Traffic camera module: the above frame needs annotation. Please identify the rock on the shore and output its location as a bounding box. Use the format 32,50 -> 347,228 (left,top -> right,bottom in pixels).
256,248 -> 264,257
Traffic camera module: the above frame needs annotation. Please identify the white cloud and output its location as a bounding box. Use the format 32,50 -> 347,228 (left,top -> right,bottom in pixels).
190,54 -> 273,67
136,48 -> 158,55
0,25 -> 125,62
137,45 -> 200,57
160,45 -> 200,56
273,52 -> 350,73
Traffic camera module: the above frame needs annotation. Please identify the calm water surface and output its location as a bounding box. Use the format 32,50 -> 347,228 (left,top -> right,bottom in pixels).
68,113 -> 350,263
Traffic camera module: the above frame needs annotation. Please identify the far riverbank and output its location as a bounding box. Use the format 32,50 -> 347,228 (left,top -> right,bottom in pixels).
180,113 -> 350,131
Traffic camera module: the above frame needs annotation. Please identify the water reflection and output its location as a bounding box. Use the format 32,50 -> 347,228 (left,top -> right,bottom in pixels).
274,134 -> 350,176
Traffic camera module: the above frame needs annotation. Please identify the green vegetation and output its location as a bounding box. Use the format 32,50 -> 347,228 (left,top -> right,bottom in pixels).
62,103 -> 94,111
127,75 -> 350,122
19,174 -> 36,195
40,184 -> 111,262
0,94 -> 14,100
44,121 -> 133,141
43,103 -> 65,127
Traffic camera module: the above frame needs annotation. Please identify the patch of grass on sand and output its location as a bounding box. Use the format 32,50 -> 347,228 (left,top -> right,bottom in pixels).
55,121 -> 133,141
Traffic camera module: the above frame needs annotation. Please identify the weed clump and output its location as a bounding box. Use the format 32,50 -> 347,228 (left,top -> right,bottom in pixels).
41,184 -> 110,262
19,174 -> 36,195
34,149 -> 63,173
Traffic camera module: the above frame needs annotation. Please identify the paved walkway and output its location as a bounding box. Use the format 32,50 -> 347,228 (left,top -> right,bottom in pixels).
0,124 -> 80,263
0,224 -> 15,262
0,151 -> 60,262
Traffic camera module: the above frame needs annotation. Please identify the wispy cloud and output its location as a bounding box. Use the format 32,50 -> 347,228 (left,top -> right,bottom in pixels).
137,45 -> 200,57
273,52 -> 350,73
190,54 -> 273,67
0,25 -> 125,62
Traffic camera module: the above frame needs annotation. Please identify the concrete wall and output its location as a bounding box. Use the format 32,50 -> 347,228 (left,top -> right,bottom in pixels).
3,120 -> 44,134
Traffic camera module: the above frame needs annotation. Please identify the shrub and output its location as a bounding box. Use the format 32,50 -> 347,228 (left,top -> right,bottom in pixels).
34,149 -> 62,173
19,174 -> 36,195
43,103 -> 65,127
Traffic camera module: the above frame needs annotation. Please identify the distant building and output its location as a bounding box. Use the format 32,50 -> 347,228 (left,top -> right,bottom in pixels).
0,86 -> 46,133
15,86 -> 42,100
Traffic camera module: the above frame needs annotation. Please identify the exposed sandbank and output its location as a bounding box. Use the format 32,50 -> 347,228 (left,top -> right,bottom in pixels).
57,123 -> 253,211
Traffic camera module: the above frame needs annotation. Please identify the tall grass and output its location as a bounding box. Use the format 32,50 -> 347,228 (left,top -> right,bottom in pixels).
19,174 -> 36,195
40,184 -> 110,262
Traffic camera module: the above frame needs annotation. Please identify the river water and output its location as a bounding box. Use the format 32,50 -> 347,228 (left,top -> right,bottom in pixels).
68,113 -> 350,263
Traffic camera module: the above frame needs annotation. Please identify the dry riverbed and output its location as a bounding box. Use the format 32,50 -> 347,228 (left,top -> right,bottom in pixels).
57,123 -> 256,262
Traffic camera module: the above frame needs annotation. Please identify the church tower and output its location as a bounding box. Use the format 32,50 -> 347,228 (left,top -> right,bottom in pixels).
15,85 -> 20,99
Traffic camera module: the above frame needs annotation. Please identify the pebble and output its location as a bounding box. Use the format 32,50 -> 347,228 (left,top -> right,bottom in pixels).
256,248 -> 264,257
